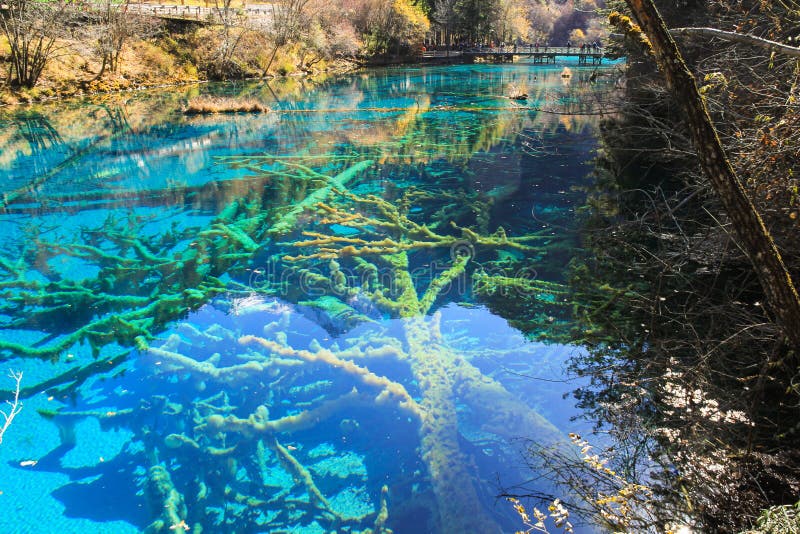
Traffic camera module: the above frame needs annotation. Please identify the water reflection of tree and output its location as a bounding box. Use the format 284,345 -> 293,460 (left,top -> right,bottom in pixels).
3,111 -> 65,180
549,147 -> 800,531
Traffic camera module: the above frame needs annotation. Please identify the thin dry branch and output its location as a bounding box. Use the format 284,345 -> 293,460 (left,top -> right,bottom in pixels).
0,370 -> 23,445
670,27 -> 800,58
626,0 -> 800,349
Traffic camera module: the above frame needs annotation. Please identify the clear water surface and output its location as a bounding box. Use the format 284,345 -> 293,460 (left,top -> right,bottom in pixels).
0,61 -> 618,533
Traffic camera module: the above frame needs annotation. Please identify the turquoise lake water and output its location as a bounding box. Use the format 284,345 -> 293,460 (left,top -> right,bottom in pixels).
0,62 -> 618,533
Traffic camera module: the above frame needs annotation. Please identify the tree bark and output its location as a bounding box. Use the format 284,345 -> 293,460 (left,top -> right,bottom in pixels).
625,0 -> 800,348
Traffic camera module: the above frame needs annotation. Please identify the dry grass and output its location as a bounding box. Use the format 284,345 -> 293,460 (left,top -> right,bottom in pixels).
183,95 -> 270,114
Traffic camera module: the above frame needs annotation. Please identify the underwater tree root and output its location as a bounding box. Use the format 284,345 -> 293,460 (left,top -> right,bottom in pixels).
143,465 -> 191,534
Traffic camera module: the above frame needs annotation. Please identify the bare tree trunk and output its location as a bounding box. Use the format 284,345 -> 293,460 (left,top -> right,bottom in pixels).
89,56 -> 108,84
1,0 -> 60,88
261,44 -> 280,77
259,0 -> 302,77
624,0 -> 800,348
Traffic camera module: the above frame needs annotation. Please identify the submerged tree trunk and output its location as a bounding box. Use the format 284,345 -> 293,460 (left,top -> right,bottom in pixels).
625,0 -> 800,349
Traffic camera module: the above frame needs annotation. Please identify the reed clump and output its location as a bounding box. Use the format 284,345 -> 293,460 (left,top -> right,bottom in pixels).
507,83 -> 528,100
183,96 -> 270,115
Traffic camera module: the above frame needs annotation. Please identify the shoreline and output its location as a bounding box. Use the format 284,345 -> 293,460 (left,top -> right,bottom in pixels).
0,61 -> 366,110
0,55 -> 620,110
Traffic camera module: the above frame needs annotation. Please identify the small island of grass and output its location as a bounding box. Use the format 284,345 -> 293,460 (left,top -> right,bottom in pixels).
183,96 -> 270,115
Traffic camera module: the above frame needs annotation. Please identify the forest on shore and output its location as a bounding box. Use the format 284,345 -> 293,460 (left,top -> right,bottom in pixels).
0,0 -> 606,103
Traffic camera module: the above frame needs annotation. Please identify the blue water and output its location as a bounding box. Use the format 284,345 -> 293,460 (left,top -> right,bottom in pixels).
0,63 -> 617,533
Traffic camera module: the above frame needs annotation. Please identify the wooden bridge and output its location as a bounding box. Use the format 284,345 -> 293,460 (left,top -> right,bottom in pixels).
421,47 -> 604,65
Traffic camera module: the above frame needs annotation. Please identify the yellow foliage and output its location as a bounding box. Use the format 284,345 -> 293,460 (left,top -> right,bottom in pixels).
135,41 -> 179,77
569,28 -> 586,43
275,57 -> 297,76
510,434 -> 655,533
508,496 -> 573,533
499,0 -> 531,39
392,0 -> 430,42
608,11 -> 652,52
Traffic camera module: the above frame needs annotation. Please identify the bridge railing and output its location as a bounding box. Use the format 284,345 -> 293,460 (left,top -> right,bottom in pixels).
420,50 -> 463,58
421,46 -> 604,59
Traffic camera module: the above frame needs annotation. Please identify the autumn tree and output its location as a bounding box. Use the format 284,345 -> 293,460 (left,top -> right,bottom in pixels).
527,1 -> 556,43
569,27 -> 586,44
433,0 -> 458,49
209,0 -> 250,78
389,0 -> 430,51
260,0 -> 312,75
295,8 -> 360,71
83,0 -> 160,81
0,0 -> 73,88
360,0 -> 429,55
495,0 -> 530,43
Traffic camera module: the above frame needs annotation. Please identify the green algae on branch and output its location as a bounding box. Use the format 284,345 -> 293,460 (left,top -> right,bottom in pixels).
143,465 -> 191,534
0,156 -> 379,363
23,144 -> 577,532
125,299 -> 564,533
283,188 -> 550,261
266,159 -> 375,237
254,180 -> 574,530
43,335 -> 401,531
123,215 -> 568,532
418,254 -> 470,315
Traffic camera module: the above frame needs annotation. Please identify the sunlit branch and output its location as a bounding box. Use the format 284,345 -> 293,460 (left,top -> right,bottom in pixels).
671,27 -> 800,58
0,370 -> 22,445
